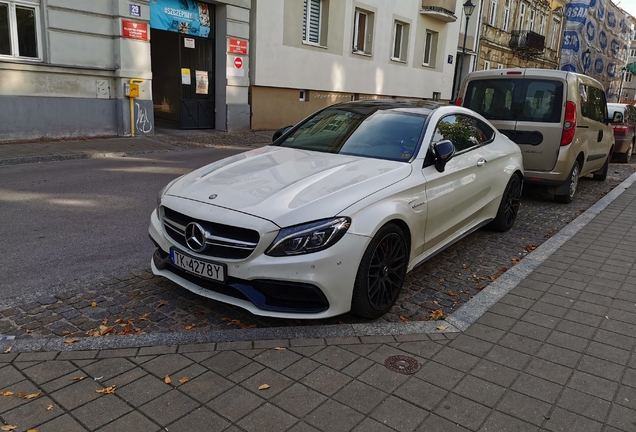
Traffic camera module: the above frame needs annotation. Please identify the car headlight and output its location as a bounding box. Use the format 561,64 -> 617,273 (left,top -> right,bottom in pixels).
266,217 -> 351,256
156,176 -> 183,210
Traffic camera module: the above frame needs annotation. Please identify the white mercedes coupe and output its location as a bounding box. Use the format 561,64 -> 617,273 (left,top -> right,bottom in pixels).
149,100 -> 523,319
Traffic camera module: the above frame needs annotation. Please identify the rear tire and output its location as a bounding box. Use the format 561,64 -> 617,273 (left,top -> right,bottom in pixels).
618,140 -> 634,163
592,154 -> 609,181
554,162 -> 580,204
351,224 -> 408,319
487,174 -> 522,232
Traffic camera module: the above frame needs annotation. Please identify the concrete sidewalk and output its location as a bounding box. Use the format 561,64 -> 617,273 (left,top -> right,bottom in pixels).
1,170 -> 635,431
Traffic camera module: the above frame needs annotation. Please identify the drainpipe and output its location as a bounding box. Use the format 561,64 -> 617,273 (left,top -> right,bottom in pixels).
127,79 -> 144,137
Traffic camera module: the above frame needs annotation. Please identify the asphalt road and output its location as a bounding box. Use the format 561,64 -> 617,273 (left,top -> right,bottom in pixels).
0,148 -> 242,302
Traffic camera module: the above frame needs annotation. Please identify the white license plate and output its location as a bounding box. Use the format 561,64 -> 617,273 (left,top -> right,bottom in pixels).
170,248 -> 226,283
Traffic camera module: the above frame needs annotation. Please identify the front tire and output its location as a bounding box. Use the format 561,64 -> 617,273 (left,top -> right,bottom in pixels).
351,224 -> 408,319
554,162 -> 580,203
487,174 -> 522,232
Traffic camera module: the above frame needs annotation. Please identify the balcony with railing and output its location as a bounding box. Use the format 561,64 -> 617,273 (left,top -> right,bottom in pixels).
420,0 -> 457,22
509,30 -> 545,58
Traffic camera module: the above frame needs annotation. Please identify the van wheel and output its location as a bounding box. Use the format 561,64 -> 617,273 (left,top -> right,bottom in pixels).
487,174 -> 522,232
592,155 -> 609,181
618,141 -> 633,163
554,162 -> 579,203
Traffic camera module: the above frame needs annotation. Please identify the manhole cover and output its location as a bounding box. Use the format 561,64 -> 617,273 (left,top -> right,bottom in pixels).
384,355 -> 420,374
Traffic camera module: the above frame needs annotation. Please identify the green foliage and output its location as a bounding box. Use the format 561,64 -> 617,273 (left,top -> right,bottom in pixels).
436,121 -> 474,150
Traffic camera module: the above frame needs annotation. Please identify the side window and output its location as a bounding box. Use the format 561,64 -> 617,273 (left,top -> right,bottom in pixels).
629,107 -> 636,123
431,114 -> 490,152
579,84 -> 590,119
586,87 -> 607,123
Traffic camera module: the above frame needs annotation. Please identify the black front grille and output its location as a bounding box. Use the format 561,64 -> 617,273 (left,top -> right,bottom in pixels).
162,206 -> 260,259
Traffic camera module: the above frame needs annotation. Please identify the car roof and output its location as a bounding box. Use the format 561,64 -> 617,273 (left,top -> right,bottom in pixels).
331,99 -> 447,115
607,103 -> 630,108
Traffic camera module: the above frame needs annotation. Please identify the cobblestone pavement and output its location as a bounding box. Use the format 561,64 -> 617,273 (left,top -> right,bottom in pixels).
1,132 -> 634,339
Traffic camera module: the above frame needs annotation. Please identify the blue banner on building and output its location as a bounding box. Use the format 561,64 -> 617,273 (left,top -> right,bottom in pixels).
150,0 -> 211,38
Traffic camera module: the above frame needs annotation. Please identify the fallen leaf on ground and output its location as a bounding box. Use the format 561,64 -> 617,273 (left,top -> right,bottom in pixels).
114,318 -> 123,324
65,338 -> 78,344
156,301 -> 167,309
273,347 -> 286,351
4,347 -> 11,353
70,377 -> 84,381
18,390 -> 41,399
436,325 -> 449,331
438,279 -> 444,283
140,312 -> 152,320
91,302 -> 97,307
429,309 -> 444,320
102,317 -> 108,326
185,324 -> 195,330
95,386 -> 115,394
462,264 -> 467,269
448,292 -> 459,297
0,392 -> 13,396
25,329 -> 31,334
47,404 -> 53,411
1,426 -> 17,431
524,244 -> 538,252
178,377 -> 189,383
27,429 -> 39,432
241,324 -> 257,329
164,375 -> 171,384
511,258 -> 522,264
498,268 -> 508,273
258,384 -> 270,390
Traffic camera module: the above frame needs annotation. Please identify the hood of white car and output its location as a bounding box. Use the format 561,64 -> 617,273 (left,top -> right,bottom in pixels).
165,146 -> 411,227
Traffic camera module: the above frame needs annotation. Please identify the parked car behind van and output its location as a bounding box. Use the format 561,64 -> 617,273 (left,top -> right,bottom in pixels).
606,103 -> 636,163
457,68 -> 615,203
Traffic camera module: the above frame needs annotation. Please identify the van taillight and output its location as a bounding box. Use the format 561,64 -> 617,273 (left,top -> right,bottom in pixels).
455,98 -> 463,106
560,101 -> 576,146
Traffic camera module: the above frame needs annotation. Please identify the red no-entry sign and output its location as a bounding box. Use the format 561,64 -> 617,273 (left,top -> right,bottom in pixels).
234,57 -> 243,69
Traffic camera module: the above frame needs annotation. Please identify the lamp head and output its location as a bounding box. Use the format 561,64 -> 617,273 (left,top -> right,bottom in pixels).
463,0 -> 476,17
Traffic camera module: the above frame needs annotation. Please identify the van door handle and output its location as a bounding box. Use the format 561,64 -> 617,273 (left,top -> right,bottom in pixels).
598,130 -> 603,142
477,159 -> 487,167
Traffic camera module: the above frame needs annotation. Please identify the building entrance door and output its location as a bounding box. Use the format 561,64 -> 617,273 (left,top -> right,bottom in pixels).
180,35 -> 215,129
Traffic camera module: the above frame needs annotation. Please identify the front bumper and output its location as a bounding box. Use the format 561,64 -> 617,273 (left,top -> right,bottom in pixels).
149,208 -> 369,319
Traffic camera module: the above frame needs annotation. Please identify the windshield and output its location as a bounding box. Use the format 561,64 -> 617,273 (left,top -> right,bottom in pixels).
278,107 -> 427,161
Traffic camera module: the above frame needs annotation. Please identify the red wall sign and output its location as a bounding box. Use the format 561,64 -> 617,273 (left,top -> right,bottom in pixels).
229,38 -> 248,55
234,57 -> 243,69
122,20 -> 148,40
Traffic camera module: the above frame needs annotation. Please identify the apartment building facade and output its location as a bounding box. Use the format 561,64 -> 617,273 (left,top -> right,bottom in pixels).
249,0 -> 469,130
473,0 -> 567,71
0,0 -> 251,141
620,16 -> 636,103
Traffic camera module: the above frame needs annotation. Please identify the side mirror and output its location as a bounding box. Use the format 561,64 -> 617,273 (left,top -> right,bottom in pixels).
272,125 -> 294,142
611,111 -> 624,124
433,140 -> 456,173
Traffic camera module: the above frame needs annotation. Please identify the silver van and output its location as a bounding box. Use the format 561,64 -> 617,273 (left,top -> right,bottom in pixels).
457,68 -> 615,203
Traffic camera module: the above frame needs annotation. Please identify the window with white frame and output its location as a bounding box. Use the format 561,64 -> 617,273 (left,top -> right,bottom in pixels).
303,0 -> 323,45
391,20 -> 409,62
423,30 -> 437,67
518,2 -> 526,30
502,0 -> 510,31
353,8 -> 374,54
488,0 -> 498,26
497,63 -> 504,69
630,48 -> 636,57
538,14 -> 545,35
483,60 -> 490,70
528,9 -> 535,31
550,18 -> 560,49
0,0 -> 41,60
626,73 -> 633,83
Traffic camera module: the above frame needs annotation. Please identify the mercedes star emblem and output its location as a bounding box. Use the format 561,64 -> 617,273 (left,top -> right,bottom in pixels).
185,222 -> 207,252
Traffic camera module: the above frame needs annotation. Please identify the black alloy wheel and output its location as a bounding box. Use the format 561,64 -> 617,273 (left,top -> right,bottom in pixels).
351,224 -> 408,318
487,174 -> 522,232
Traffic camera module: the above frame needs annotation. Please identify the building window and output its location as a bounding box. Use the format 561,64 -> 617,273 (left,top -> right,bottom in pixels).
518,2 -> 526,31
528,9 -> 535,32
488,0 -> 498,26
550,18 -> 560,49
353,8 -> 374,55
391,21 -> 409,61
423,30 -> 437,67
497,63 -> 504,69
538,14 -> 545,35
502,0 -> 510,31
626,73 -> 633,83
0,0 -> 41,60
432,92 -> 441,100
630,48 -> 636,57
303,0 -> 322,45
484,60 -> 491,70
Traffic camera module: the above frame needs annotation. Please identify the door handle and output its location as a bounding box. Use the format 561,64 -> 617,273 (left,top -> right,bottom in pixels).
477,159 -> 487,167
598,130 -> 603,142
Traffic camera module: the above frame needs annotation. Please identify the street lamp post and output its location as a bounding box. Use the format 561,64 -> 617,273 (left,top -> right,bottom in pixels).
455,0 -> 476,102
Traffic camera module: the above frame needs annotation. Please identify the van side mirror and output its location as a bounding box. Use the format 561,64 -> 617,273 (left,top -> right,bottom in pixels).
611,111 -> 623,124
433,140 -> 456,173
272,125 -> 294,142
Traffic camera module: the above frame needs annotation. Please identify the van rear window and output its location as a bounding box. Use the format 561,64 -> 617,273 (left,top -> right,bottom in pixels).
465,79 -> 564,123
